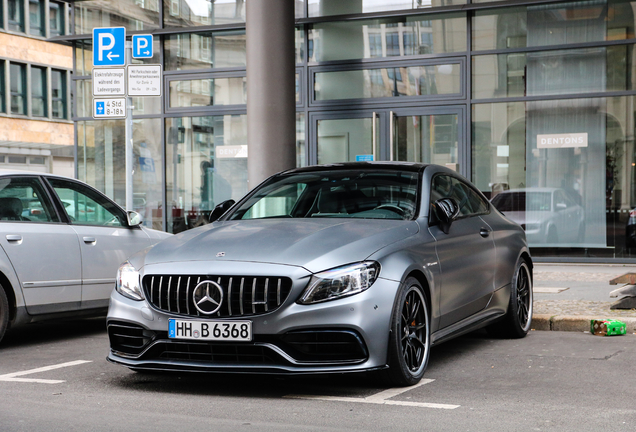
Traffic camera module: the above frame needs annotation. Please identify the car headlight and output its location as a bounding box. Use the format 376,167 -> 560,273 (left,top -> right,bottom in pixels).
115,261 -> 144,301
298,261 -> 380,305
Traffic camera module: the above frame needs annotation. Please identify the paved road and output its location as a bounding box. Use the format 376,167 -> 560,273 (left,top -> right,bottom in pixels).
1,319 -> 635,432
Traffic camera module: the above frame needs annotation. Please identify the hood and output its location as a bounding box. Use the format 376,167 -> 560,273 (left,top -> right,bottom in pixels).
141,218 -> 419,273
501,210 -> 548,226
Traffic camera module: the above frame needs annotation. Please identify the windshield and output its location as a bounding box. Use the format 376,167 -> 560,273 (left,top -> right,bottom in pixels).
228,170 -> 420,221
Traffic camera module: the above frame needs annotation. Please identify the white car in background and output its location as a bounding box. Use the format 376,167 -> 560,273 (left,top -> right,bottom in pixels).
490,188 -> 585,245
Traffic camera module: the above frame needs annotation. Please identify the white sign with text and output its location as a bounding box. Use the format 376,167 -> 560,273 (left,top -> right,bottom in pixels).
537,133 -> 588,149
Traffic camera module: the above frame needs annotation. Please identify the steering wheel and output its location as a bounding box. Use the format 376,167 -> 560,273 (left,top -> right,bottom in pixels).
374,204 -> 406,216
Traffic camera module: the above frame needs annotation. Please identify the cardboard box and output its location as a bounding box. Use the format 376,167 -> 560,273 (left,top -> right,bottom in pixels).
590,319 -> 627,336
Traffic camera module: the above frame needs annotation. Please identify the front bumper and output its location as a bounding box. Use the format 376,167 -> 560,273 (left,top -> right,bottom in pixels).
106,262 -> 400,375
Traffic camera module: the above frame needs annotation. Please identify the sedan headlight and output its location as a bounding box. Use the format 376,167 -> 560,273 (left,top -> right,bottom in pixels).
298,261 -> 380,305
115,261 -> 144,301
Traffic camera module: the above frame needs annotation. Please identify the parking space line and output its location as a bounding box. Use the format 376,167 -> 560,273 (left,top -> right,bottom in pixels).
0,360 -> 92,384
284,379 -> 460,409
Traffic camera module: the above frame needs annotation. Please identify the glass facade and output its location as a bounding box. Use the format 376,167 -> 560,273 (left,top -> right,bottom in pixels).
67,0 -> 636,261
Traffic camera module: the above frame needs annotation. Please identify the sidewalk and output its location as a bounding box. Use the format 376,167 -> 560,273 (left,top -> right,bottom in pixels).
531,263 -> 636,333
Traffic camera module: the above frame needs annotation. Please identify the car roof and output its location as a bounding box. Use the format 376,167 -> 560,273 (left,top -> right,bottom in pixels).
0,169 -> 75,180
279,161 -> 430,175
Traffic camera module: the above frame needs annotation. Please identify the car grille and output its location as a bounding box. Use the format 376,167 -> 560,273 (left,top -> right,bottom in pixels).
142,275 -> 294,318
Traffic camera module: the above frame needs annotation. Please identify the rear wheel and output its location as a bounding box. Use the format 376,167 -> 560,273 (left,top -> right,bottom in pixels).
384,277 -> 431,387
0,287 -> 9,344
488,260 -> 532,338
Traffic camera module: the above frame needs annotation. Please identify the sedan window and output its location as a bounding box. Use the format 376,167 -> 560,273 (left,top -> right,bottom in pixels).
431,175 -> 489,217
0,177 -> 59,223
47,178 -> 126,226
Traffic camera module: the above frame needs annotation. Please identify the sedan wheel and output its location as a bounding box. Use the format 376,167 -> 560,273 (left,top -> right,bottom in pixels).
385,277 -> 430,387
488,260 -> 533,338
0,287 -> 9,344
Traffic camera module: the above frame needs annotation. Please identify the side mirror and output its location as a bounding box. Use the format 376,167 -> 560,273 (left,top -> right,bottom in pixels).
209,199 -> 235,222
127,210 -> 143,227
556,202 -> 567,211
434,198 -> 460,234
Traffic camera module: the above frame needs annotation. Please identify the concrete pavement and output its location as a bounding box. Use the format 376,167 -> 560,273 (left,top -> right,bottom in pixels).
531,262 -> 636,333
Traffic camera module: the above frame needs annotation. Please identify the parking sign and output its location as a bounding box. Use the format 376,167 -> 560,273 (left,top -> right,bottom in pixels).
93,27 -> 126,66
132,34 -> 153,59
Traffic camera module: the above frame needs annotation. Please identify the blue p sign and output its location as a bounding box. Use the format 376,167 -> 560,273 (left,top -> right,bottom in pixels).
93,27 -> 126,66
132,35 -> 153,59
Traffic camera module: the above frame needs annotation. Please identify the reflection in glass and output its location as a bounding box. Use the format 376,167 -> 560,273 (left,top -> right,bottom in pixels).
297,113 -> 306,167
165,31 -> 246,71
394,114 -> 458,165
472,99 -> 608,251
317,118 -> 375,164
77,119 -> 164,230
308,0 -> 466,17
76,79 -> 92,118
169,77 -> 246,107
314,64 -> 460,101
473,1 -> 636,51
309,13 -> 466,62
163,0 -> 245,28
166,115 -> 247,233
473,45 -> 636,99
74,0 -> 160,34
74,40 -> 93,76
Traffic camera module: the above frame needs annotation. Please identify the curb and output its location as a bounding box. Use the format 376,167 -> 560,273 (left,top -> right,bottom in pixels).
532,314 -> 636,333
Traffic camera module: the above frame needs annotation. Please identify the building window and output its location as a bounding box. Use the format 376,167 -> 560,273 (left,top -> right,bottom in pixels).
31,66 -> 47,117
0,62 -> 5,113
49,1 -> 65,37
8,0 -> 25,32
29,0 -> 45,36
51,69 -> 66,119
10,63 -> 27,115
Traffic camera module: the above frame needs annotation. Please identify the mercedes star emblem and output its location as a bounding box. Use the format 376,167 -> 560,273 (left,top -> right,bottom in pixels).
192,280 -> 224,315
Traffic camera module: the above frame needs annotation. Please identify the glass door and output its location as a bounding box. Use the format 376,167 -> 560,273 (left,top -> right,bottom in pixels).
312,111 -> 381,165
390,107 -> 465,170
310,106 -> 465,172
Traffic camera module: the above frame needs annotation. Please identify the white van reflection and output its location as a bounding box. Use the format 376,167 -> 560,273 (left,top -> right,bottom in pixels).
491,188 -> 585,245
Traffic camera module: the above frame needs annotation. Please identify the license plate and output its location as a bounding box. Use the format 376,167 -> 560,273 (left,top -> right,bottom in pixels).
168,319 -> 252,341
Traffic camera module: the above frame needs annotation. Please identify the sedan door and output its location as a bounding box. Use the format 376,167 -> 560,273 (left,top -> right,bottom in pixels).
428,174 -> 497,328
46,178 -> 152,310
0,176 -> 82,314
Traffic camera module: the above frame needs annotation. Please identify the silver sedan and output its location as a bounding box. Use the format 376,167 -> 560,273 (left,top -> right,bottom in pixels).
107,163 -> 532,386
0,170 -> 170,343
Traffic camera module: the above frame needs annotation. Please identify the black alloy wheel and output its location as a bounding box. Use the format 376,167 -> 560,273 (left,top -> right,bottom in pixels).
488,260 -> 533,338
385,277 -> 430,387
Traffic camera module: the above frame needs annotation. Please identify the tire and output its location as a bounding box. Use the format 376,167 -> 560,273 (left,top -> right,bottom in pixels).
488,260 -> 533,339
0,287 -> 9,344
384,277 -> 431,387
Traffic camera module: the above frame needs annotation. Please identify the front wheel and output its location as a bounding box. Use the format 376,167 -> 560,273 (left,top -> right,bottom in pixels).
488,260 -> 533,338
384,277 -> 431,387
0,287 -> 9,344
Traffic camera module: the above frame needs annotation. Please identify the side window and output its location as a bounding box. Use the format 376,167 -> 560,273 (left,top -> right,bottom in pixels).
47,178 -> 125,227
0,177 -> 59,223
431,175 -> 489,217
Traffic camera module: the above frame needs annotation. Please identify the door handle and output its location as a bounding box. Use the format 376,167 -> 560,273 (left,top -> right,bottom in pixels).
6,235 -> 22,242
372,111 -> 377,161
479,228 -> 490,238
83,236 -> 96,244
389,111 -> 395,161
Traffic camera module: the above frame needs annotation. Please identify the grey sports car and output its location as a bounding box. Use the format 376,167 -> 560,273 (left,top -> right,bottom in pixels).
108,162 -> 533,386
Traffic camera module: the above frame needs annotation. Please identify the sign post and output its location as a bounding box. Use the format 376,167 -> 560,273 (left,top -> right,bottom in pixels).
91,29 -> 161,212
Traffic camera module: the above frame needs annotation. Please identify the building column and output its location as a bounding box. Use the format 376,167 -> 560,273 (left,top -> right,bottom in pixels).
246,0 -> 296,189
